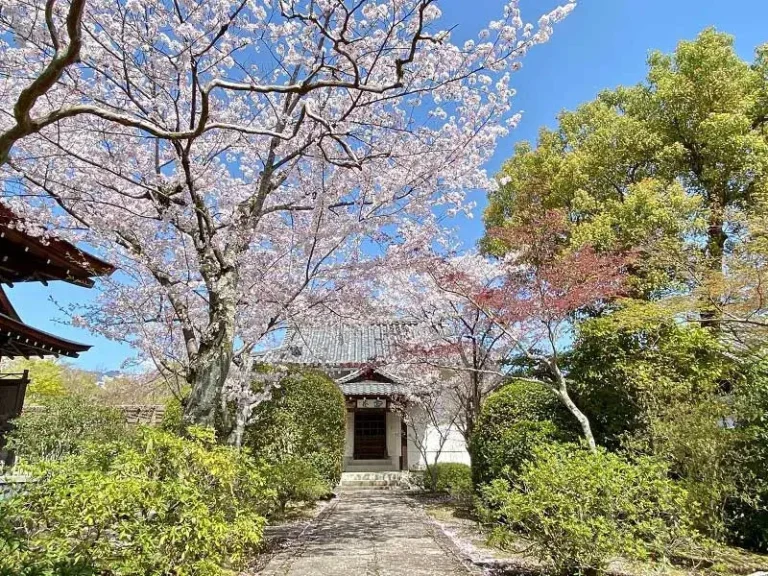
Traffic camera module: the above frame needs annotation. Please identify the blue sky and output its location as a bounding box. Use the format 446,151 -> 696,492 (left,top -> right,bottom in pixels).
7,0 -> 768,371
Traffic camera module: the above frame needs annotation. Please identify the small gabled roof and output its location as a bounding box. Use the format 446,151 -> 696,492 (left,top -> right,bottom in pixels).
336,367 -> 409,398
338,381 -> 408,397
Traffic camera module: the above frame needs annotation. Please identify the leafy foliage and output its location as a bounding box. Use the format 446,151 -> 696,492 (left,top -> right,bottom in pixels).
722,363 -> 768,552
264,456 -> 333,514
0,426 -> 274,576
570,310 -> 768,546
470,379 -> 577,486
4,358 -> 79,400
485,28 -> 768,303
6,396 -> 127,463
481,444 -> 693,576
570,307 -> 731,446
245,370 -> 346,488
429,462 -> 473,505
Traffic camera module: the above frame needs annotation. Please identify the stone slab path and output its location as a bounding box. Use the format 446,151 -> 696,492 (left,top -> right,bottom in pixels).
258,491 -> 473,576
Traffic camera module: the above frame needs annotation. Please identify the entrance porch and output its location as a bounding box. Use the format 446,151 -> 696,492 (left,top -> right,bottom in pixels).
343,397 -> 407,472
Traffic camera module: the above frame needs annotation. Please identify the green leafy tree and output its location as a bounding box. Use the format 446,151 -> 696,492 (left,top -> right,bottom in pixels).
6,358 -> 67,400
569,308 -> 768,544
4,358 -> 102,402
569,303 -> 732,446
485,28 -> 768,316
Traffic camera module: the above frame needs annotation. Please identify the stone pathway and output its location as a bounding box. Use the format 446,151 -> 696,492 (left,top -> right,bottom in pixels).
258,491 -> 473,576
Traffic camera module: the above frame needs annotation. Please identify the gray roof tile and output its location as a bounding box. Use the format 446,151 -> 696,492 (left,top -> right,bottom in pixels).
338,381 -> 408,397
260,321 -> 414,366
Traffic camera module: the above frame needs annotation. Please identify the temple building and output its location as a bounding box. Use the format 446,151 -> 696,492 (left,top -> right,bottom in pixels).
0,204 -> 114,461
261,322 -> 469,472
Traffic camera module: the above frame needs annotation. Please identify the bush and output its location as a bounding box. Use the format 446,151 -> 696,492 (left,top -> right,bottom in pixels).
266,456 -> 333,514
725,364 -> 768,552
569,315 -> 733,448
0,426 -> 274,576
6,396 -> 127,463
481,443 -> 693,576
622,399 -> 747,544
245,370 -> 346,488
430,462 -> 473,504
470,379 -> 576,486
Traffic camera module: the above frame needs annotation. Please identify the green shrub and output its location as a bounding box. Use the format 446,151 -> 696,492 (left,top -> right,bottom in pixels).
569,316 -> 733,448
470,379 -> 576,486
245,370 -> 346,487
160,392 -> 185,433
431,462 -> 473,504
481,443 -> 693,576
622,399 -> 746,544
6,396 -> 127,463
266,456 -> 333,514
0,426 -> 274,576
724,364 -> 768,552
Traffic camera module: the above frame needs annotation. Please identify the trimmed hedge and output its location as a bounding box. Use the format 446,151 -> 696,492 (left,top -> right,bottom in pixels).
245,370 -> 346,490
431,462 -> 473,504
470,379 -> 576,486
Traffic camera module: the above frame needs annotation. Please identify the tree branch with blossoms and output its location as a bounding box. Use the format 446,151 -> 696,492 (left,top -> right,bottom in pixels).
387,212 -> 629,451
1,0 -> 576,439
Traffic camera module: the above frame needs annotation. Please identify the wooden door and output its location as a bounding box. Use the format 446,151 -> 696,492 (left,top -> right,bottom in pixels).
354,410 -> 387,459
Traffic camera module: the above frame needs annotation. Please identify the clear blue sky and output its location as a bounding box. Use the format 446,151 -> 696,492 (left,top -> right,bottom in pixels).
7,0 -> 768,371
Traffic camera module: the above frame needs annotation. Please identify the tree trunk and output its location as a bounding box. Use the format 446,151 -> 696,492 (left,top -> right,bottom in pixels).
556,386 -> 597,451
544,360 -> 598,451
184,337 -> 234,432
701,202 -> 727,331
182,269 -> 238,439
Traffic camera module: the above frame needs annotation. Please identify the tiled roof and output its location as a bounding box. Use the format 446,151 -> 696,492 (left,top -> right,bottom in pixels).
259,321 -> 414,366
338,381 -> 408,397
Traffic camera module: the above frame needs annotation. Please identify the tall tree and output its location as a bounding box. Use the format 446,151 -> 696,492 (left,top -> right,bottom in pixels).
1,0 -> 575,436
485,28 -> 768,325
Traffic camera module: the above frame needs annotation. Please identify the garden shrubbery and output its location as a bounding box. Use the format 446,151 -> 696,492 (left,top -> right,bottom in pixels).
470,379 -> 576,486
480,443 -> 693,576
264,456 -> 332,513
0,426 -> 274,576
470,321 -> 768,573
0,370 -> 348,575
244,370 -> 346,505
6,396 -> 127,463
425,462 -> 473,504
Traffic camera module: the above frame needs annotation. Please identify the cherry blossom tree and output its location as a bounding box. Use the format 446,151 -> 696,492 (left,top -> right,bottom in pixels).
1,0 -> 576,436
379,253 -> 515,444
0,0 -> 86,165
387,211 -> 628,451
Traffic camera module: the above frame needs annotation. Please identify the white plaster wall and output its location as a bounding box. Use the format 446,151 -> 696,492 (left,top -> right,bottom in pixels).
405,404 -> 470,470
386,411 -> 401,459
344,412 -> 354,458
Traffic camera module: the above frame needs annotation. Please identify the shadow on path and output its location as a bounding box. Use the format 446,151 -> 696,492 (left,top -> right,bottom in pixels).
258,491 -> 472,576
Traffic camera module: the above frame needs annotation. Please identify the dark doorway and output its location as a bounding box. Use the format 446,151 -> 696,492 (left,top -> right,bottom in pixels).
400,420 -> 408,470
354,410 -> 387,459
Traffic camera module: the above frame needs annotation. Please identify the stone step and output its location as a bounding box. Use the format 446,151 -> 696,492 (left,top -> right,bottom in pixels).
343,458 -> 399,472
342,471 -> 405,481
338,471 -> 410,491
